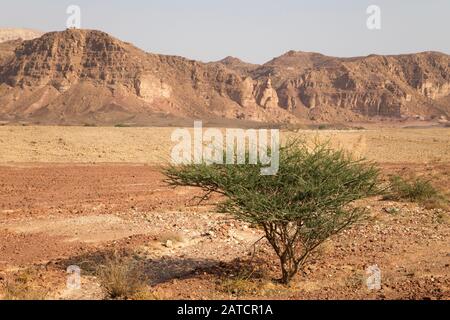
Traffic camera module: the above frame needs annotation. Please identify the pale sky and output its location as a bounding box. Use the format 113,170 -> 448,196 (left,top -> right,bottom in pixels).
1,0 -> 448,64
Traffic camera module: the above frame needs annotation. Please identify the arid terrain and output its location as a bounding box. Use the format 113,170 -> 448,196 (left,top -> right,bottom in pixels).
0,24 -> 449,301
0,126 -> 449,300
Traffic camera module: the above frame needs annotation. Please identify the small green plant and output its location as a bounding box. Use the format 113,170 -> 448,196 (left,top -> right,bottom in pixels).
165,141 -> 380,284
385,176 -> 448,209
97,253 -> 148,300
387,176 -> 437,201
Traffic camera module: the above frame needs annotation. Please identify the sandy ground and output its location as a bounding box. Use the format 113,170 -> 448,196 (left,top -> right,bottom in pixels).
1,126 -> 449,163
0,126 -> 449,300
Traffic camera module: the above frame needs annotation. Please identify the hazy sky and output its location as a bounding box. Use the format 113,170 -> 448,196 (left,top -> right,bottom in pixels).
1,0 -> 448,63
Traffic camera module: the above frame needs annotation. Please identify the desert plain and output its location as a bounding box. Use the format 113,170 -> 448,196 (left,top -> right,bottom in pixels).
0,125 -> 448,300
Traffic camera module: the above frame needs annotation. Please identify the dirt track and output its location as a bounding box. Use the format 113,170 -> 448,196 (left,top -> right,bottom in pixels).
0,127 -> 449,300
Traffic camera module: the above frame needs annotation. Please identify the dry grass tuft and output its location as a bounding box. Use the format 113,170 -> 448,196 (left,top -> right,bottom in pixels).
96,253 -> 150,300
220,275 -> 260,297
0,270 -> 48,300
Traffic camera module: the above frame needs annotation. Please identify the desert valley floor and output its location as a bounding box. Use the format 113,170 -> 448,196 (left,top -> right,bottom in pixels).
0,126 -> 449,300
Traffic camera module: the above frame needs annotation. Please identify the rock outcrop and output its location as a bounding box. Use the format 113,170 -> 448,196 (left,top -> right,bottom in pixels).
225,51 -> 450,121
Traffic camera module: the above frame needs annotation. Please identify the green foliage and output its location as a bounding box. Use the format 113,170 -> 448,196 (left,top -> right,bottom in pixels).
385,175 -> 448,209
164,141 -> 380,284
387,176 -> 436,201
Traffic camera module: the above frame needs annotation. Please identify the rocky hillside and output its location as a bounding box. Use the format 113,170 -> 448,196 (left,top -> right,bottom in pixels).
0,29 -> 448,125
242,51 -> 450,122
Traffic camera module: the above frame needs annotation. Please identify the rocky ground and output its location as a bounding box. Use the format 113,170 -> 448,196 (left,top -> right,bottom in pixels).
0,127 -> 448,300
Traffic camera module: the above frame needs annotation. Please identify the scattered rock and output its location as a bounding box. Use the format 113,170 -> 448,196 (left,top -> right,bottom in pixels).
164,240 -> 173,248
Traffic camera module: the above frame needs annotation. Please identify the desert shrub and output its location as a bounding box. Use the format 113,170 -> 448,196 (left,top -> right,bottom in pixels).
386,176 -> 437,201
97,254 -> 148,300
164,141 -> 380,284
385,176 -> 448,208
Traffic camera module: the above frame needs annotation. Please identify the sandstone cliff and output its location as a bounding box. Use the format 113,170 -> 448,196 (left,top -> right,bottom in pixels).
224,50 -> 450,122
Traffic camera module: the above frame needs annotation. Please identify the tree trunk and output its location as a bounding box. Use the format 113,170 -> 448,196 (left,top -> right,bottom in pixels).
280,257 -> 297,285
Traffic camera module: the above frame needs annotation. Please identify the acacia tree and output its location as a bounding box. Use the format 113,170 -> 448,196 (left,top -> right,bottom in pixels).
164,142 -> 380,284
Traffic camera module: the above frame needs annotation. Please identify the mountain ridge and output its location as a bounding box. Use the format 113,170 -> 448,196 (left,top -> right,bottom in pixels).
0,29 -> 448,126
0,28 -> 43,43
